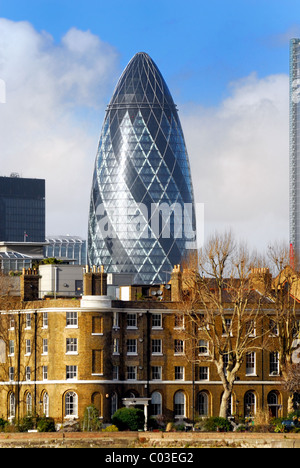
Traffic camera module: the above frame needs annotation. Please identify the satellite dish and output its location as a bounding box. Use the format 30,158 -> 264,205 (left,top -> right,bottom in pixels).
165,284 -> 171,290
151,291 -> 157,296
292,347 -> 300,364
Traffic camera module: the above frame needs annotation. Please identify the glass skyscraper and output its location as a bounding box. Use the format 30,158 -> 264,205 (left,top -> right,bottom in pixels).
290,39 -> 300,264
88,52 -> 196,284
0,175 -> 45,243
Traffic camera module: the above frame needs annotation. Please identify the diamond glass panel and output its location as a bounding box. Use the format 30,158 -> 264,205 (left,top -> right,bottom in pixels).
88,52 -> 196,283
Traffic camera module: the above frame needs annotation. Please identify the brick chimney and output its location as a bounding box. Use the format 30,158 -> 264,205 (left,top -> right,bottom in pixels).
169,264 -> 182,302
20,268 -> 40,301
83,265 -> 107,296
249,268 -> 272,294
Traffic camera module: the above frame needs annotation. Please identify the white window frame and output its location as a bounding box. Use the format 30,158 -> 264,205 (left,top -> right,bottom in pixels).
151,366 -> 162,381
246,351 -> 256,376
9,367 -> 14,382
113,312 -> 119,329
112,365 -> 119,381
25,366 -> 31,381
42,366 -> 48,381
127,313 -> 137,329
152,314 -> 162,329
152,339 -> 162,355
42,312 -> 48,329
66,311 -> 78,328
25,339 -> 31,356
42,338 -> 48,355
25,313 -> 31,330
43,392 -> 49,417
174,339 -> 184,355
198,339 -> 209,356
113,338 -> 119,355
9,340 -> 14,356
127,339 -> 137,355
269,351 -> 280,376
199,366 -> 209,381
175,366 -> 185,381
126,366 -> 137,381
65,391 -> 78,418
66,365 -> 78,380
174,392 -> 186,418
66,338 -> 78,355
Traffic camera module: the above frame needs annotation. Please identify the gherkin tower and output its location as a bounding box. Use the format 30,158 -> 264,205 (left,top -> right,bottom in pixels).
88,52 -> 196,284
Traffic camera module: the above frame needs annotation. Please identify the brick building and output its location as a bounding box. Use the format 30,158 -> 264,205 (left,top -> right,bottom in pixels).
0,265 -> 298,427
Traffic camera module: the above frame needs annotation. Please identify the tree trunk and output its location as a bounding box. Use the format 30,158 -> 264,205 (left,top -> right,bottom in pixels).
288,394 -> 294,415
219,388 -> 231,419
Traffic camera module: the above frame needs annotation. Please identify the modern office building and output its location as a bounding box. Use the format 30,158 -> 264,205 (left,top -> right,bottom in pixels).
88,52 -> 197,284
0,175 -> 45,243
44,235 -> 87,265
290,39 -> 300,265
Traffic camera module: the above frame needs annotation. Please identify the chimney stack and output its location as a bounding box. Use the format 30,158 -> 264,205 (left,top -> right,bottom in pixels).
83,265 -> 107,296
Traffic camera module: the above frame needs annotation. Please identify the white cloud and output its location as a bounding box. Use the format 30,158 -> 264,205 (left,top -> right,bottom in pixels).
181,72 -> 289,253
0,19 -> 119,238
0,19 -> 290,254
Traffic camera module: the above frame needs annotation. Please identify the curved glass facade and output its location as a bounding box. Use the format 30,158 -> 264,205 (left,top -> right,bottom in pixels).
88,52 -> 196,284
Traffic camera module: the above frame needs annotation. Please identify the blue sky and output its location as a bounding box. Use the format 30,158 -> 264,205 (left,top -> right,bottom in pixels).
0,0 -> 298,250
2,0 -> 299,105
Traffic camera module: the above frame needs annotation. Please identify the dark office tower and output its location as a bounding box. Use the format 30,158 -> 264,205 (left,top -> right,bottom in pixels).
290,39 -> 300,265
0,175 -> 45,242
88,52 -> 196,284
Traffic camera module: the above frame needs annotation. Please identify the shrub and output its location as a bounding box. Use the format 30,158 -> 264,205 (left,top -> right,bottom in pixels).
202,417 -> 231,432
0,418 -> 8,432
37,416 -> 56,432
102,425 -> 119,432
18,415 -> 36,432
112,407 -> 145,431
82,405 -> 102,432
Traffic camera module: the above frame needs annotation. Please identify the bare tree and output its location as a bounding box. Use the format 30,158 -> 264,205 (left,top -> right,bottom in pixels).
282,363 -> 300,399
179,232 -> 267,419
265,242 -> 300,412
0,273 -> 40,422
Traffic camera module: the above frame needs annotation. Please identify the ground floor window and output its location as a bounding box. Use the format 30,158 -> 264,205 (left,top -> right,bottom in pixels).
151,392 -> 162,416
26,392 -> 32,415
65,391 -> 78,417
268,391 -> 281,418
43,392 -> 49,417
111,392 -> 118,417
244,391 -> 256,417
9,393 -> 15,420
198,391 -> 209,416
174,391 -> 186,417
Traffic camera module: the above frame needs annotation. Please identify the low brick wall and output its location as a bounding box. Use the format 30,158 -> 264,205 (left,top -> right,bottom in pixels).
0,431 -> 299,448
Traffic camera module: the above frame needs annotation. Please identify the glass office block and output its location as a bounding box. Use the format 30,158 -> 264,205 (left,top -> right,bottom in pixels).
88,52 -> 197,284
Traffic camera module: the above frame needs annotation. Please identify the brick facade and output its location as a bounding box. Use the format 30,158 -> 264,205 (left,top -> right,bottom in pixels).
0,267 -> 297,426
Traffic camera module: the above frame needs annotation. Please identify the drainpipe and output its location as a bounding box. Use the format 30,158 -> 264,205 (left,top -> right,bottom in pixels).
16,311 -> 21,425
34,310 -> 37,416
146,310 -> 151,399
54,266 -> 58,299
